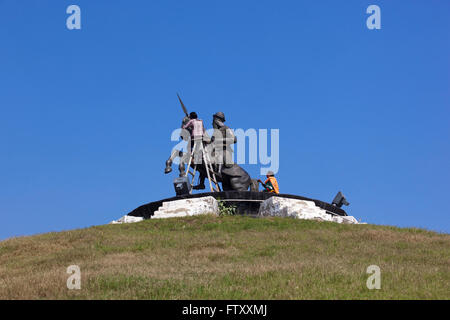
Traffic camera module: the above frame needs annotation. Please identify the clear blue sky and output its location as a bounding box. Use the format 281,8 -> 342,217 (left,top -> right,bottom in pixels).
1,0 -> 449,240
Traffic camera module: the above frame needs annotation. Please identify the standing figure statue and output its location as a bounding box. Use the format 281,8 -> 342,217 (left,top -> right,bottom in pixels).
193,112 -> 252,191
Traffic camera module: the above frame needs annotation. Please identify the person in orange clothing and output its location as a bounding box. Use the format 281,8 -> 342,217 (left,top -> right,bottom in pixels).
258,171 -> 279,194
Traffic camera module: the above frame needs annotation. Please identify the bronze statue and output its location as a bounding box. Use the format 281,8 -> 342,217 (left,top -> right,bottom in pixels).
164,96 -> 251,192
190,111 -> 252,191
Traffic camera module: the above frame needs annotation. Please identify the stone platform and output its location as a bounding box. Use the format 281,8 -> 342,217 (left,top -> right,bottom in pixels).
127,191 -> 348,219
115,195 -> 359,224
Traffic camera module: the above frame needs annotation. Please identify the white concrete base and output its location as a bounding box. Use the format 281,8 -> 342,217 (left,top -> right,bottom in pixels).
258,197 -> 359,224
110,215 -> 144,224
152,196 -> 219,219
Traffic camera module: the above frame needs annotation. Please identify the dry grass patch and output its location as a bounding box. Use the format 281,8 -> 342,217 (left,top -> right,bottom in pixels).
0,215 -> 449,299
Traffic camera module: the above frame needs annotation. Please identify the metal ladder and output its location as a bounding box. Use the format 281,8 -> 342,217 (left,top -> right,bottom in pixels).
185,140 -> 221,193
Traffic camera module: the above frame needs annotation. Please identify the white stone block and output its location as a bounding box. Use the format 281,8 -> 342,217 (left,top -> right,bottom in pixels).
152,196 -> 219,219
258,197 -> 359,224
110,215 -> 144,224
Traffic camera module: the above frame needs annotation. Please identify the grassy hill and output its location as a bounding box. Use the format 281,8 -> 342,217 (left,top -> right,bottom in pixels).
0,215 -> 449,299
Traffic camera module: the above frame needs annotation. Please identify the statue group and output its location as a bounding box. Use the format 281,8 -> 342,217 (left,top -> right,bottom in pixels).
164,105 -> 252,192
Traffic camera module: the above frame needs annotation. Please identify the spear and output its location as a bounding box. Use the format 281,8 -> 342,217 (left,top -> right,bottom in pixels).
177,93 -> 189,117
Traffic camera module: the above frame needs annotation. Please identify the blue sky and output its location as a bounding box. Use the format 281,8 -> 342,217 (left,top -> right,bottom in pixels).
1,0 -> 449,240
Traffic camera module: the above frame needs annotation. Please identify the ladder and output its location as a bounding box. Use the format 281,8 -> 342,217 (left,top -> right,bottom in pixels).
185,140 -> 221,193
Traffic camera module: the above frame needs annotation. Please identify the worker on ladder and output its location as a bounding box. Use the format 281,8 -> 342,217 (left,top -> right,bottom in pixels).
258,171 -> 280,194
182,111 -> 220,193
182,112 -> 206,165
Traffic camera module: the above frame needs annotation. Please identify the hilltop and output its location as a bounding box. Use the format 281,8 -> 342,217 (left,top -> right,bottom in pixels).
0,215 -> 448,299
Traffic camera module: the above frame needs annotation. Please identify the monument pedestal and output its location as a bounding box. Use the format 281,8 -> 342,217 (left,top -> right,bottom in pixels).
118,194 -> 360,224
127,191 -> 349,219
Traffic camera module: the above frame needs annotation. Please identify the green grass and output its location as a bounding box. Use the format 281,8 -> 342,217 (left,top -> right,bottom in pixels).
0,215 -> 449,299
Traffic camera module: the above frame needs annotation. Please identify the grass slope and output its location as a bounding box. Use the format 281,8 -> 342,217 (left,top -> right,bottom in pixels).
0,215 -> 449,299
